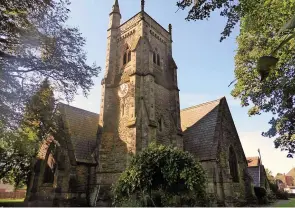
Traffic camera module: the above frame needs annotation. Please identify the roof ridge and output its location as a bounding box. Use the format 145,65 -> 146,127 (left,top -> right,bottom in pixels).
246,156 -> 259,159
180,97 -> 224,112
58,102 -> 99,116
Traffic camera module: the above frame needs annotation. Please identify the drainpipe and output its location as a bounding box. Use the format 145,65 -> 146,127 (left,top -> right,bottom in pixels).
258,149 -> 262,187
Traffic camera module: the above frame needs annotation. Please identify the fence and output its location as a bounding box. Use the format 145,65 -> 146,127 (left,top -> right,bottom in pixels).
0,191 -> 26,199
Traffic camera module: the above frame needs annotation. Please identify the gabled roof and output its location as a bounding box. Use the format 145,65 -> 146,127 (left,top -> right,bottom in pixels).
58,103 -> 99,164
247,156 -> 260,167
130,36 -> 152,52
180,98 -> 222,161
287,168 -> 295,178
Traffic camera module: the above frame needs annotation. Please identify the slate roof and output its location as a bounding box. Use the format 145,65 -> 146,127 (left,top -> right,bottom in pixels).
58,103 -> 100,164
247,166 -> 260,187
247,156 -> 260,167
180,98 -> 222,161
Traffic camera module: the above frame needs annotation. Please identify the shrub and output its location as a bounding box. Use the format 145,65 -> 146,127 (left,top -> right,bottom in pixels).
275,190 -> 289,200
269,182 -> 278,193
269,182 -> 288,200
254,187 -> 268,204
254,187 -> 267,199
112,143 -> 208,207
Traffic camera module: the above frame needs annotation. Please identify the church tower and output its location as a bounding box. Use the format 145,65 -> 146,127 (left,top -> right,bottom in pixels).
97,0 -> 183,201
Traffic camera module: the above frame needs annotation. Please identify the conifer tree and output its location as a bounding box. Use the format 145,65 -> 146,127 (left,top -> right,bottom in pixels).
0,79 -> 57,187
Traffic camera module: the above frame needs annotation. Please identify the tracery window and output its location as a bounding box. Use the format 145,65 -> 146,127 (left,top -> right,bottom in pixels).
229,146 -> 239,182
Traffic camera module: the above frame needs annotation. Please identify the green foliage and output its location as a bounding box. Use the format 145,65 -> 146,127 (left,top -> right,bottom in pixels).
232,0 -> 295,157
268,182 -> 289,200
254,187 -> 269,205
176,0 -> 264,42
279,14 -> 295,34
112,143 -> 208,207
0,0 -> 100,127
176,0 -> 240,41
276,191 -> 289,200
269,182 -> 279,193
0,80 -> 58,187
0,123 -> 36,188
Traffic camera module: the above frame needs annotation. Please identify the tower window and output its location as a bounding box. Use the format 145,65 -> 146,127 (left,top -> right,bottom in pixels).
229,146 -> 239,182
153,52 -> 156,64
128,50 -> 131,62
123,46 -> 131,66
153,50 -> 161,66
123,53 -> 127,65
157,54 -> 160,66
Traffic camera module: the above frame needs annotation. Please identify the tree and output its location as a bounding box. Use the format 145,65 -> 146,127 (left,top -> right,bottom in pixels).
265,168 -> 275,183
0,79 -> 58,187
0,0 -> 100,127
112,143 -> 208,207
231,0 -> 295,157
176,0 -> 257,42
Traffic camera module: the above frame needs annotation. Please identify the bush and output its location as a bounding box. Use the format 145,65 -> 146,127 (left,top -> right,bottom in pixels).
269,182 -> 288,200
254,187 -> 268,205
275,191 -> 289,200
269,182 -> 278,193
112,143 -> 208,207
254,187 -> 267,199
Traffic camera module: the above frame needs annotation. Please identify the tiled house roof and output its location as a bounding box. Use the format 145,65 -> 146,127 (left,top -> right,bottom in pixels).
276,174 -> 287,184
58,103 -> 100,164
285,176 -> 294,186
247,156 -> 260,167
287,168 -> 295,178
180,98 -> 222,161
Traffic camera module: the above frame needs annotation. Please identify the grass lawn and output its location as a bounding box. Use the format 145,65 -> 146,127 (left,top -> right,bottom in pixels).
0,199 -> 24,207
273,198 -> 295,207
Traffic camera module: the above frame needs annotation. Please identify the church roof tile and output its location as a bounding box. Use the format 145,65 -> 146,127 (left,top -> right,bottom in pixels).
180,98 -> 223,161
58,103 -> 99,164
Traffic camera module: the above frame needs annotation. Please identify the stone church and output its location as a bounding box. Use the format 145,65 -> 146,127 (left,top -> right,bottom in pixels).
25,0 -> 254,206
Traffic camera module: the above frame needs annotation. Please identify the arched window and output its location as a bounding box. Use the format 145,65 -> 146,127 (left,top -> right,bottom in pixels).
157,54 -> 160,66
123,46 -> 131,65
153,52 -> 157,64
123,53 -> 127,65
128,50 -> 131,62
229,146 -> 239,182
43,154 -> 56,184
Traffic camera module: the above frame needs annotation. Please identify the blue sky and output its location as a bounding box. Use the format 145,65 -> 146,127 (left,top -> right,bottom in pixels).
65,0 -> 294,175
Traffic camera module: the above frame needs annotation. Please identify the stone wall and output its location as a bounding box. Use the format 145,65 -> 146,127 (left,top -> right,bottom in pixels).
216,100 -> 253,205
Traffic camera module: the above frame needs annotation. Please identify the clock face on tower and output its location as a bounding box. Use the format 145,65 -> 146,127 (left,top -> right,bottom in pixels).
118,83 -> 129,98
